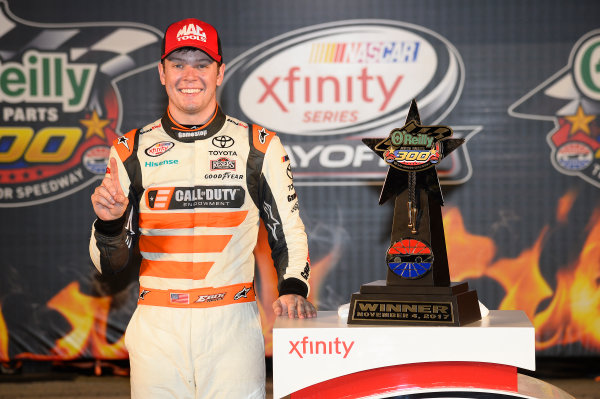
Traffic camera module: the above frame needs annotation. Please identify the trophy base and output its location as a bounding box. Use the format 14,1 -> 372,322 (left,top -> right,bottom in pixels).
347,280 -> 481,326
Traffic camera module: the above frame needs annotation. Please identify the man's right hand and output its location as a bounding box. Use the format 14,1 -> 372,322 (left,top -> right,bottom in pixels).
91,157 -> 129,221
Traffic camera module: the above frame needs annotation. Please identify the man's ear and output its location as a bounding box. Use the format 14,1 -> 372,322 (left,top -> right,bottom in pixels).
158,61 -> 166,85
216,63 -> 226,87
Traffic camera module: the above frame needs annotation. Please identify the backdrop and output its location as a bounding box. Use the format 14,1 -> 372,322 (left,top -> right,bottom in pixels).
1,0 -> 599,363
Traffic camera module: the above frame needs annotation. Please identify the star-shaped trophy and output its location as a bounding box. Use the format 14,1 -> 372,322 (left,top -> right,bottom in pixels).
347,99 -> 481,326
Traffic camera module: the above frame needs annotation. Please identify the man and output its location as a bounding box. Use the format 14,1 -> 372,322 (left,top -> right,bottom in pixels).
89,18 -> 316,398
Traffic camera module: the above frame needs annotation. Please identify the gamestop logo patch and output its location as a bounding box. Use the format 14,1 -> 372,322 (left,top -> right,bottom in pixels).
221,20 -> 477,185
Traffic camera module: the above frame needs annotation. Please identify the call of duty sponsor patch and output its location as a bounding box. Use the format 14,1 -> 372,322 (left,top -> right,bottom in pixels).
145,186 -> 245,209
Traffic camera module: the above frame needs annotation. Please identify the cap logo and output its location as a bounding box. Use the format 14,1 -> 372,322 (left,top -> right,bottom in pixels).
177,24 -> 207,43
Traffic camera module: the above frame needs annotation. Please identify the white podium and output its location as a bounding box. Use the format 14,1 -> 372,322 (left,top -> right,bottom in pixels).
273,310 -> 574,399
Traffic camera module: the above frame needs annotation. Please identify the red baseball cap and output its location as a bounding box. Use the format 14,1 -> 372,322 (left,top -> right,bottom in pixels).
161,18 -> 222,62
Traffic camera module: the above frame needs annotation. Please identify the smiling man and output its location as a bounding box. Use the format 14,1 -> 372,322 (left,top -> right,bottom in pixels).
89,18 -> 316,399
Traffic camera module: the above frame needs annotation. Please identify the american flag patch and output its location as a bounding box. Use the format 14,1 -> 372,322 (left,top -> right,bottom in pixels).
282,155 -> 289,162
170,293 -> 189,304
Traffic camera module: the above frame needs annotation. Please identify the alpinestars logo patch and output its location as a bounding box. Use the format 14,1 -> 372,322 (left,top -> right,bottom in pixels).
234,286 -> 252,300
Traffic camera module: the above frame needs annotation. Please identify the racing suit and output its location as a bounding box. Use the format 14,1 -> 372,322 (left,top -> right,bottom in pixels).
89,106 -> 311,399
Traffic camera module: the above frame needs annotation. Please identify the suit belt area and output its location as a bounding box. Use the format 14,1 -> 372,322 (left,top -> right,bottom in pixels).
137,282 -> 255,308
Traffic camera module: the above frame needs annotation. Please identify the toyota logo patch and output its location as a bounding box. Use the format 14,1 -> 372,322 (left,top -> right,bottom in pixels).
212,135 -> 235,148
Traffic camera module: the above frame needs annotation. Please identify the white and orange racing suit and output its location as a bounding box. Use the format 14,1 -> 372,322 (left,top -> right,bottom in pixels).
89,106 -> 311,399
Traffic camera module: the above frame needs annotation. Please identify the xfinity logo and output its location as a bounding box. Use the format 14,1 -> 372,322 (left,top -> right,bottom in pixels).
220,20 -> 477,186
289,336 -> 354,359
257,66 -> 403,114
222,20 -> 464,136
145,141 -> 174,157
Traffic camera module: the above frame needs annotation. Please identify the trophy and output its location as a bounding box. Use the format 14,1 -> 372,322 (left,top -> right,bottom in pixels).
347,99 -> 481,326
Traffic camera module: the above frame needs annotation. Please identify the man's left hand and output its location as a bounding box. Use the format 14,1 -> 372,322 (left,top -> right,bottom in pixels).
273,294 -> 317,319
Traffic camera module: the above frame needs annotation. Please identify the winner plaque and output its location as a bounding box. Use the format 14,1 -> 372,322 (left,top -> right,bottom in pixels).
347,99 -> 481,326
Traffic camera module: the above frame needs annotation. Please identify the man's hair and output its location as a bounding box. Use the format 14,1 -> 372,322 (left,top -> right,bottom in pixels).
161,48 -> 223,68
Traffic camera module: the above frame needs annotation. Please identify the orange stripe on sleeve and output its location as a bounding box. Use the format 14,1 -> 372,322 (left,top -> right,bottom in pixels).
139,235 -> 232,253
139,211 -> 248,229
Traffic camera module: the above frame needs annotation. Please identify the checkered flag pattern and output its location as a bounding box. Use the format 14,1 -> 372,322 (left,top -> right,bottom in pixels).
0,1 -> 161,78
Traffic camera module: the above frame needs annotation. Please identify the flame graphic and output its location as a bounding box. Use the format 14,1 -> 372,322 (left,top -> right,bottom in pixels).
1,191 -> 598,362
445,191 -> 600,352
0,306 -> 8,362
534,209 -> 600,351
7,281 -> 127,361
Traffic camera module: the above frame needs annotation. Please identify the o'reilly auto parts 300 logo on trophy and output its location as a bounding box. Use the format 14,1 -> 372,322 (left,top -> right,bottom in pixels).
509,29 -> 600,188
0,2 -> 161,206
220,20 -> 479,185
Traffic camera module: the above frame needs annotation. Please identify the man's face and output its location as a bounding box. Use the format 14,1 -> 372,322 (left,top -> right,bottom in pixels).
158,49 -> 225,125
